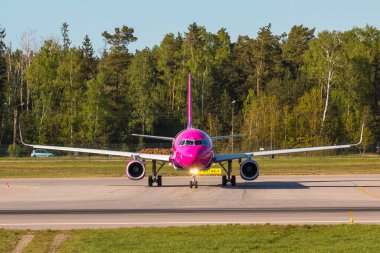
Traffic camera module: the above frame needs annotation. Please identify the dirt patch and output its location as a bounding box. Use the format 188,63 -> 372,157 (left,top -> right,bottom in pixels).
12,234 -> 34,253
49,233 -> 68,253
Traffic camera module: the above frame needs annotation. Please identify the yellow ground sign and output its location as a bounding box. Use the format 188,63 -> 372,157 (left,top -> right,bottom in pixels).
199,168 -> 222,175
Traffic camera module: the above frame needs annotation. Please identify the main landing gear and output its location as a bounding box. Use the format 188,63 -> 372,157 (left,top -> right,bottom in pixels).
219,160 -> 236,187
148,160 -> 165,187
189,171 -> 198,188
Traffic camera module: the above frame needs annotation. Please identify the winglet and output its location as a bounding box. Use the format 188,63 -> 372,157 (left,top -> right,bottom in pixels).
355,123 -> 364,146
187,73 -> 192,129
18,123 -> 29,146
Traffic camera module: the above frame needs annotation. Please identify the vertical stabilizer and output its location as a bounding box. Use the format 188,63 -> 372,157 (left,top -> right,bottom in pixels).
187,74 -> 192,129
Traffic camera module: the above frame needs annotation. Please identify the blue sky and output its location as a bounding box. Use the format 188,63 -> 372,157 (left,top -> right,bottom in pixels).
1,0 -> 379,53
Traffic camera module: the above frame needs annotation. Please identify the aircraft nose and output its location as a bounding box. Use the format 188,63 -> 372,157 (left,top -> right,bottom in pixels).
176,148 -> 211,169
178,152 -> 197,167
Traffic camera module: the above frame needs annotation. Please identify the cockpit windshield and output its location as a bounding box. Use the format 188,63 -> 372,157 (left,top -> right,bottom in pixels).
179,139 -> 209,146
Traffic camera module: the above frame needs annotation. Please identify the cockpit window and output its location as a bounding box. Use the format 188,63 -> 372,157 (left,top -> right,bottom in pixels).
179,139 -> 209,146
194,140 -> 203,145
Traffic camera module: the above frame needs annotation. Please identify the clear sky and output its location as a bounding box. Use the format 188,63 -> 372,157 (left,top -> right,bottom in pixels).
1,0 -> 380,53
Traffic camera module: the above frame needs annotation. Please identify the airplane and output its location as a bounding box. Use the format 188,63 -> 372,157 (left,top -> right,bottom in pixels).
20,74 -> 364,188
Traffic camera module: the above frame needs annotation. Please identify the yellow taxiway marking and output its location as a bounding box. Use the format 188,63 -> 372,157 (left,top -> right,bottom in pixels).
199,168 -> 222,175
356,184 -> 380,200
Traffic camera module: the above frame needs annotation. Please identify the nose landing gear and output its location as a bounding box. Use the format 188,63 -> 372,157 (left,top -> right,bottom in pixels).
190,171 -> 198,188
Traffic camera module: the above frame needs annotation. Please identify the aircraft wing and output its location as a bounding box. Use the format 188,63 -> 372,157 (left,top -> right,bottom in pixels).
22,143 -> 170,162
214,124 -> 364,163
19,125 -> 170,161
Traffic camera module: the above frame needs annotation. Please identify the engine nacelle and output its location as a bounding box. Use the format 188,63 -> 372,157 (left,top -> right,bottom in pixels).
240,160 -> 260,181
126,160 -> 146,180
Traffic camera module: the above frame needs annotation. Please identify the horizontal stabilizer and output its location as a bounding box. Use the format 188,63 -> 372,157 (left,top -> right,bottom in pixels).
211,134 -> 246,140
132,134 -> 174,141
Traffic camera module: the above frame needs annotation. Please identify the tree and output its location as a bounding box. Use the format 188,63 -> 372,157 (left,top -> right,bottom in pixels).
99,25 -> 137,143
0,22 -> 377,151
230,35 -> 256,97
81,34 -> 97,80
20,30 -> 36,112
252,24 -> 282,96
183,23 -> 209,123
282,25 -> 315,79
352,26 -> 380,142
56,47 -> 85,145
156,33 -> 183,111
0,26 -> 6,81
242,90 -> 281,150
102,26 -> 137,53
292,87 -> 324,146
0,26 -> 7,143
80,74 -> 108,145
26,39 -> 61,143
61,22 -> 71,51
303,31 -> 344,136
127,49 -> 157,135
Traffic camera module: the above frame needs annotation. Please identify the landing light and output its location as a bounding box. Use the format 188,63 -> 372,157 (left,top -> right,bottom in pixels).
190,168 -> 199,175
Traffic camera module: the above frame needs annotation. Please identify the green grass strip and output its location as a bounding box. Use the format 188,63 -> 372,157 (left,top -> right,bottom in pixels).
2,224 -> 380,253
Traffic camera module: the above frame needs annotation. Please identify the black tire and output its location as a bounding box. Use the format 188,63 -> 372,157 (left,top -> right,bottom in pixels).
195,181 -> 198,188
148,176 -> 153,187
190,181 -> 193,188
222,175 -> 227,186
157,175 -> 162,187
231,175 -> 236,186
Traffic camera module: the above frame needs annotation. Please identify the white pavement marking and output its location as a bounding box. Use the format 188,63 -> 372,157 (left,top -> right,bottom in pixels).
3,220 -> 380,226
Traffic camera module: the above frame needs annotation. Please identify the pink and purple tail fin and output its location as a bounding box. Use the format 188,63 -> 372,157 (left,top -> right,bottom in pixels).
187,74 -> 192,129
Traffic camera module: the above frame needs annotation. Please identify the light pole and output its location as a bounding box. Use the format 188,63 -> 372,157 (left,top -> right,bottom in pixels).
231,100 -> 236,153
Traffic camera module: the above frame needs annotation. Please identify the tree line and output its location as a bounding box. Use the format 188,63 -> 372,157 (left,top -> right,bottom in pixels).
0,22 -> 379,153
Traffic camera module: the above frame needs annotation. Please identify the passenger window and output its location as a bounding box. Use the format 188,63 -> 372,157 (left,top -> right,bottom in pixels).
179,140 -> 185,146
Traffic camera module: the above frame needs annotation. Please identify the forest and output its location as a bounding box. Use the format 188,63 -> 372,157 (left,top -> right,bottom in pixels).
0,22 -> 379,154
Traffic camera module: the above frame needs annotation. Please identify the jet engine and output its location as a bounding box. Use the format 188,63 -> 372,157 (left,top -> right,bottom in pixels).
240,160 -> 260,181
126,160 -> 146,180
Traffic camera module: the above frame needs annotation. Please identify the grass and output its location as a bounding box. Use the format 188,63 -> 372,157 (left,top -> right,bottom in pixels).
0,230 -> 22,253
0,155 -> 378,178
2,224 -> 380,252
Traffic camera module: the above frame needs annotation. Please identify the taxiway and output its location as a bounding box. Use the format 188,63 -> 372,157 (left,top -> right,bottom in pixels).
1,175 -> 380,229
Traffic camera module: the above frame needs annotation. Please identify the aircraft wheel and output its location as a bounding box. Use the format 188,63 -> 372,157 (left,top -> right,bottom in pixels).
222,175 -> 227,186
190,181 -> 193,188
195,181 -> 198,188
148,176 -> 153,187
157,175 -> 162,187
231,176 -> 236,186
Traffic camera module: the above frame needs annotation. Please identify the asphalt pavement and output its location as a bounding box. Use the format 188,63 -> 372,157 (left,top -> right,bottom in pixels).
1,175 -> 380,229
